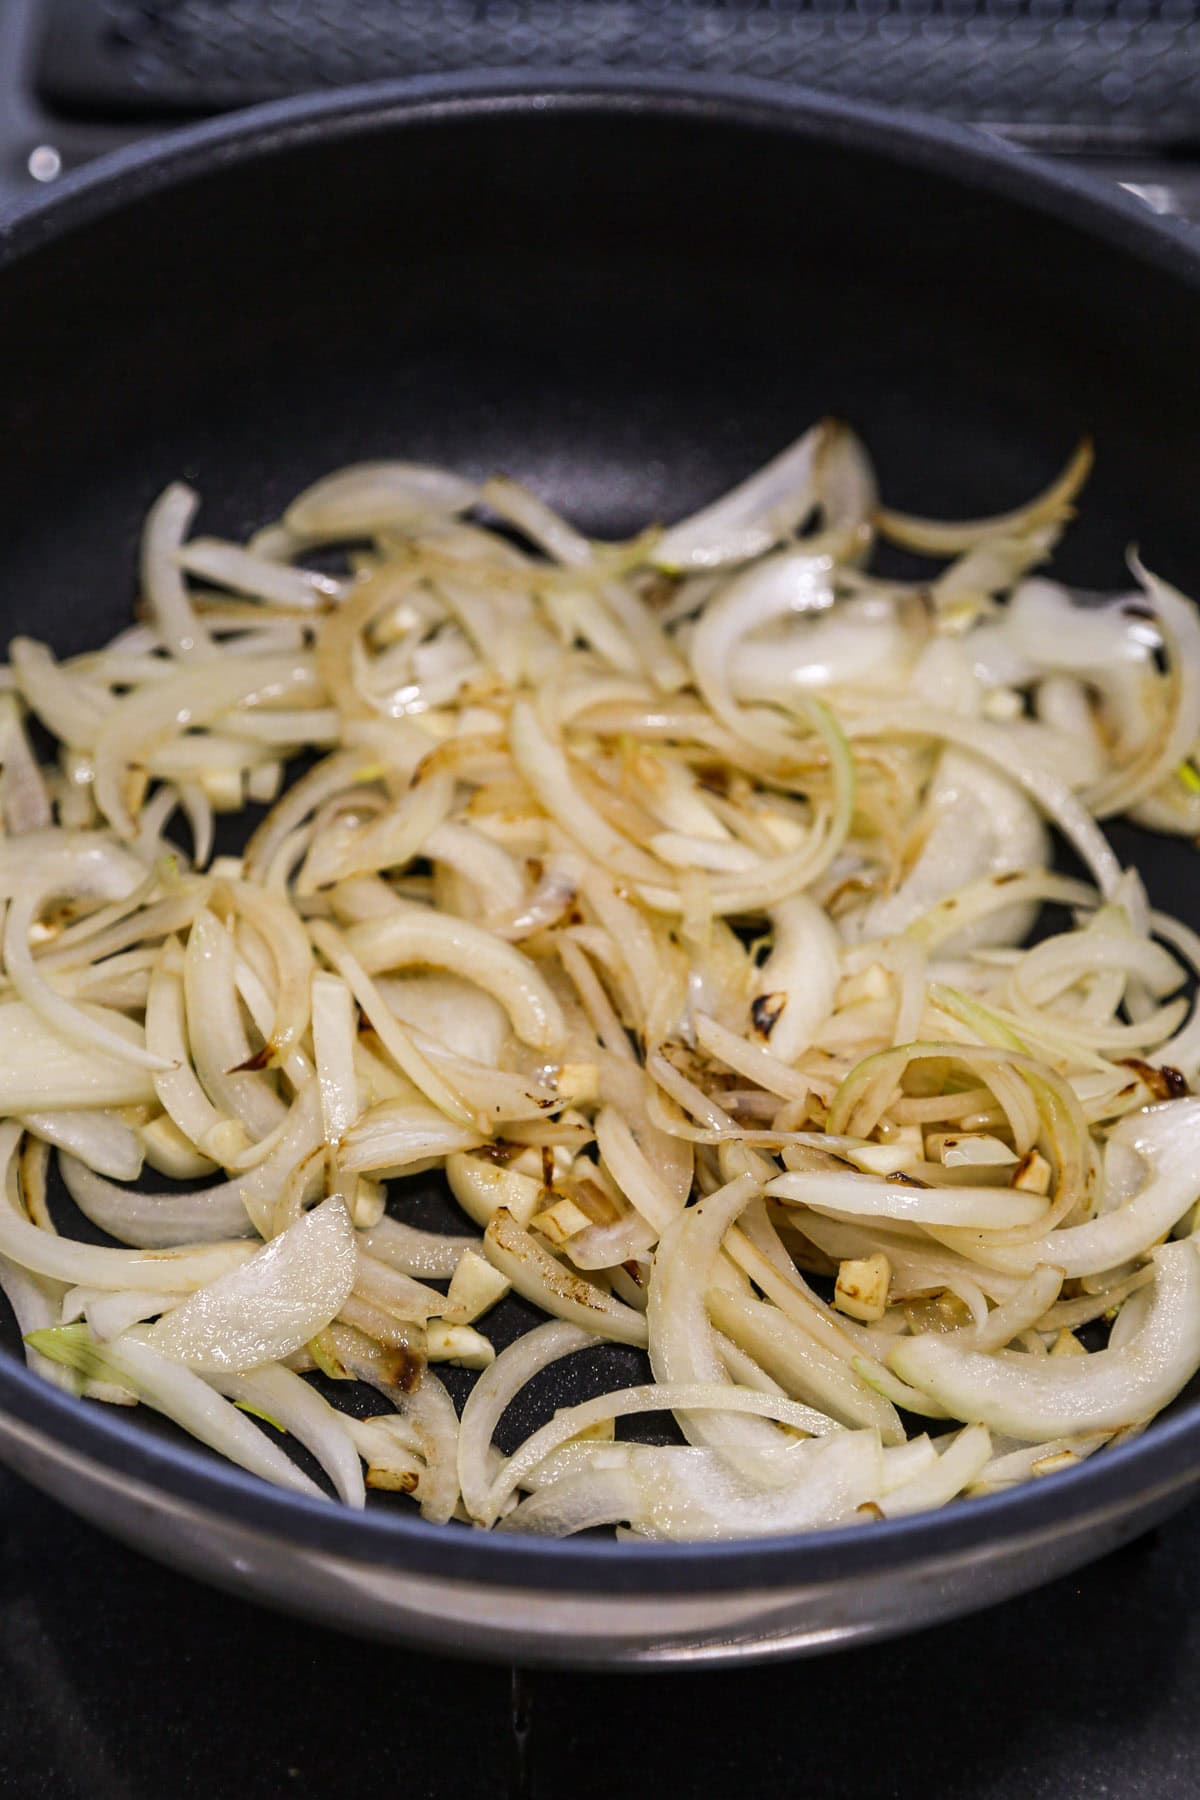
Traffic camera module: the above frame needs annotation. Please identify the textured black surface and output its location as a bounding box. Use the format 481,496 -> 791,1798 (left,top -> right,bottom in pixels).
1,1464 -> 1198,1799
33,0 -> 1200,144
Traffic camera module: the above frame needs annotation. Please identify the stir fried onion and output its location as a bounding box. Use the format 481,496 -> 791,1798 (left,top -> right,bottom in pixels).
5,424 -> 1200,1540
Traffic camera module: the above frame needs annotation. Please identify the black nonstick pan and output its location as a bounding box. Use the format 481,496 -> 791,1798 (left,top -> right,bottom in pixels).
0,73 -> 1198,1668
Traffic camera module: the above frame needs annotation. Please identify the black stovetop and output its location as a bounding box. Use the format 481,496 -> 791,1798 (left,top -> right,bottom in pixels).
1,0 -> 1199,220
3,1460 -> 1199,1800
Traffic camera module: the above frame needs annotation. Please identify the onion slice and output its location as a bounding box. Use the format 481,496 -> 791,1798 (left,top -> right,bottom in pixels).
890,1241 -> 1200,1439
653,425 -> 826,573
145,1198 -> 358,1370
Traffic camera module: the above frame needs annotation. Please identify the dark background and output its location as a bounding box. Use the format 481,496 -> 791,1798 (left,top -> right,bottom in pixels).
1,6 -> 1199,1797
5,1462 -> 1200,1800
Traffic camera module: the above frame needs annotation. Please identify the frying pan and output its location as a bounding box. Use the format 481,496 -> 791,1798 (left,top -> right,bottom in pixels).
0,73 -> 1198,1669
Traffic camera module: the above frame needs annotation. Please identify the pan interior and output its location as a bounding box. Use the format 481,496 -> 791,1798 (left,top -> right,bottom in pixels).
0,88 -> 1198,1509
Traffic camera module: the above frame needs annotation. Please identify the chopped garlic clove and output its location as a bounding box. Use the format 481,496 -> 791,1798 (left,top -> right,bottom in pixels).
445,1246 -> 512,1323
835,1252 -> 891,1322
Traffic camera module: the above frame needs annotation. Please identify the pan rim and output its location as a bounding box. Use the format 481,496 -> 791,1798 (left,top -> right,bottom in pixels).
2,68 -> 1198,282
0,69 -> 1198,1596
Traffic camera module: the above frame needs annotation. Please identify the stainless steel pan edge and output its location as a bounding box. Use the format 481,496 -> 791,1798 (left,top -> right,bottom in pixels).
0,1402 -> 1194,1667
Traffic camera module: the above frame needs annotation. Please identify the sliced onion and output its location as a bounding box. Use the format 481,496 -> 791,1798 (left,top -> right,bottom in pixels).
3,837 -> 167,1072
311,971 -> 360,1145
709,1286 -> 902,1439
750,895 -> 840,1064
299,765 -> 453,893
308,919 -> 479,1131
484,1380 -> 850,1525
767,1168 -> 1046,1230
140,484 -> 214,662
333,1328 -> 460,1524
968,1266 -> 1064,1351
936,1098 -> 1200,1277
183,909 -> 287,1140
509,699 -> 661,882
646,1171 -> 788,1450
875,441 -> 1092,556
10,638 -> 111,750
497,1466 -> 641,1537
0,1002 -> 158,1112
19,1109 -> 142,1181
33,1324 -> 323,1496
376,974 -> 509,1067
594,1104 -> 688,1236
878,1424 -> 992,1517
208,1362 -> 365,1506
146,1197 -> 357,1370
890,1240 -> 1200,1439
178,538 -> 344,611
653,425 -> 826,573
2,430 -> 1197,1543
458,1318 -> 596,1521
94,656 -> 317,839
338,1100 -> 483,1174
352,1253 -> 452,1324
73,1286 -> 180,1340
345,908 -> 566,1053
218,879 -> 314,1067
483,1207 -> 648,1347
285,462 -> 477,539
357,1215 -> 478,1279
1,1253 -> 76,1393
623,1433 -> 884,1540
